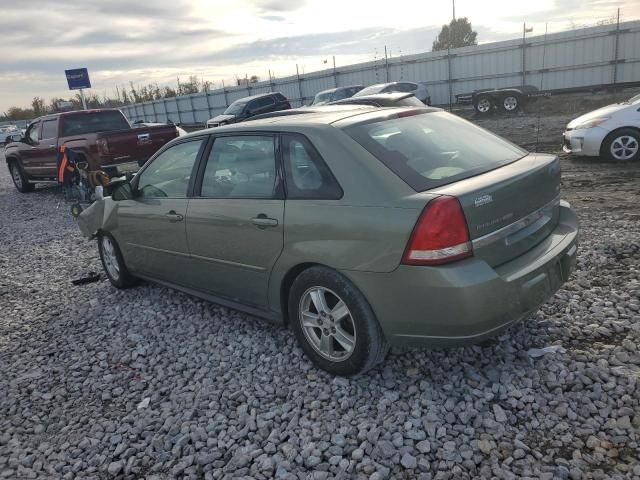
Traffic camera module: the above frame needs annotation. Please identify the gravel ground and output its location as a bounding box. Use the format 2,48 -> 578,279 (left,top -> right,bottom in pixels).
1,108 -> 639,480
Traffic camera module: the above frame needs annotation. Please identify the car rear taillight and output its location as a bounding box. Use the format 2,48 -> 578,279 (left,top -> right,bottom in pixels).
96,138 -> 110,156
402,196 -> 472,266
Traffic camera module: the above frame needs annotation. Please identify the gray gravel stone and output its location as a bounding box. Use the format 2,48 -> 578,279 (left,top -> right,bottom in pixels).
1,115 -> 638,479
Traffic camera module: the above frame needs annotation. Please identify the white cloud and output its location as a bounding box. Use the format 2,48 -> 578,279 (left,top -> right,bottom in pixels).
0,0 -> 637,112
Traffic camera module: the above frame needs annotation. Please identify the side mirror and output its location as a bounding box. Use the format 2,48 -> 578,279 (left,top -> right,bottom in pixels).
112,182 -> 134,201
8,133 -> 23,143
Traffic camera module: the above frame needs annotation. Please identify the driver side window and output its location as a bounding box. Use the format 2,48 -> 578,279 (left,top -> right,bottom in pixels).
136,139 -> 203,198
27,123 -> 40,143
200,135 -> 276,198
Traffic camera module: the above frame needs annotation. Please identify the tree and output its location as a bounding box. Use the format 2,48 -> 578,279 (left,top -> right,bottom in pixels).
31,97 -> 46,116
432,17 -> 477,51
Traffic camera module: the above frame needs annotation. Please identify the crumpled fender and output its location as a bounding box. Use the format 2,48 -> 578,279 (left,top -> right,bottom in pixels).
77,198 -> 119,238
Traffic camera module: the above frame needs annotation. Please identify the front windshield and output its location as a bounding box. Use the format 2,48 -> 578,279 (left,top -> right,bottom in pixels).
628,93 -> 640,105
312,92 -> 333,105
224,101 -> 246,115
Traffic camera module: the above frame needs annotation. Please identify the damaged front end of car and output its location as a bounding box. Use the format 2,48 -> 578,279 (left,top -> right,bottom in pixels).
73,179 -> 133,239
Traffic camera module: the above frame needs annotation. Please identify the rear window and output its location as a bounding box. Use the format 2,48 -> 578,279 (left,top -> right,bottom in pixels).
61,111 -> 129,136
344,111 -> 527,191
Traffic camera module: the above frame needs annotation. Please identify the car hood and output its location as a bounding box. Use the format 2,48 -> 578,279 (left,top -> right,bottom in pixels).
207,114 -> 237,124
567,103 -> 630,128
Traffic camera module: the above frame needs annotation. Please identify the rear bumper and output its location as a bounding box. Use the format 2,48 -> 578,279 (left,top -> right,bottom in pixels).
343,202 -> 579,348
562,127 -> 607,156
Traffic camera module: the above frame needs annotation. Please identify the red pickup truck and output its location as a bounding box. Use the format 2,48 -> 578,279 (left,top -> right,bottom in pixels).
5,109 -> 180,193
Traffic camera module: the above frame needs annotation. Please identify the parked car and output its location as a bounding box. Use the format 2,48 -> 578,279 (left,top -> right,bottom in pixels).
78,107 -> 578,376
4,109 -> 181,193
329,92 -> 425,108
563,92 -> 640,161
132,121 -> 188,137
1,125 -> 21,145
354,82 -> 431,105
206,92 -> 291,128
311,85 -> 364,105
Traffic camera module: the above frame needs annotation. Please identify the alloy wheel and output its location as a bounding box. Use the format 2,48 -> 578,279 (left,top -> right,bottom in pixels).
503,96 -> 518,111
476,98 -> 491,113
610,135 -> 638,161
101,236 -> 120,280
299,286 -> 356,362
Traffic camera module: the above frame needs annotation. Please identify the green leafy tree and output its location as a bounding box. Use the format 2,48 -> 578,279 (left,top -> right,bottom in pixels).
432,17 -> 478,51
31,97 -> 47,116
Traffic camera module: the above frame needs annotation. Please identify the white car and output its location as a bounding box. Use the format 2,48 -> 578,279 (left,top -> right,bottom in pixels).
563,93 -> 640,161
0,125 -> 21,145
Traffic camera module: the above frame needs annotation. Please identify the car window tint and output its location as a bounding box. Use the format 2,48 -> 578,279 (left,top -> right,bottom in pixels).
137,139 -> 203,198
333,89 -> 351,101
254,97 -> 275,110
282,134 -> 343,200
201,135 -> 276,198
41,120 -> 57,139
345,111 -> 527,191
396,82 -> 417,92
61,111 -> 129,136
27,123 -> 40,143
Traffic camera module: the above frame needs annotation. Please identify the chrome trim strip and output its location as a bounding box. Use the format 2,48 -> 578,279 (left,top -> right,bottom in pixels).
472,195 -> 561,249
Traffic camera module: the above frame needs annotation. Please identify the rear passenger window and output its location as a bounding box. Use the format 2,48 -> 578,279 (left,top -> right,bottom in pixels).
282,134 -> 342,200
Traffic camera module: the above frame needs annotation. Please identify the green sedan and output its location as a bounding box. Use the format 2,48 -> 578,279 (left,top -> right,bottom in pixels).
78,106 -> 579,376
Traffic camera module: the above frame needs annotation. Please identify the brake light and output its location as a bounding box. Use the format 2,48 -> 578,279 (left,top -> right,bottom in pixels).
96,138 -> 110,156
402,196 -> 472,266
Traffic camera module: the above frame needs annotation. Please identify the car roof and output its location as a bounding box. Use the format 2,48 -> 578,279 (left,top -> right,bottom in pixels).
330,92 -> 416,105
229,92 -> 284,103
184,106 -> 440,137
315,85 -> 364,96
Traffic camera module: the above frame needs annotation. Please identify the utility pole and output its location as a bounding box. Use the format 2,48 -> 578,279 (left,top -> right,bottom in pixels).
522,23 -> 533,86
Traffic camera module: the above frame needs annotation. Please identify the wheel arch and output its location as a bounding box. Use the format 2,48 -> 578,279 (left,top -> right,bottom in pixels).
278,262 -> 326,326
599,126 -> 640,156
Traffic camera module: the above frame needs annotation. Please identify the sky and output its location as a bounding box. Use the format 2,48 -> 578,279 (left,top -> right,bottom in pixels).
1,0 -> 639,113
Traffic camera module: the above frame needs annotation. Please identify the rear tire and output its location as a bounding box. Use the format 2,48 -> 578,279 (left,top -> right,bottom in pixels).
8,160 -> 35,193
288,266 -> 388,376
473,95 -> 494,116
601,128 -> 640,162
98,233 -> 137,289
500,94 -> 521,113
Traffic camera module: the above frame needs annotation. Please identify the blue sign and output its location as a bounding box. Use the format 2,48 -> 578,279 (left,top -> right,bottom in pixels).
65,68 -> 91,90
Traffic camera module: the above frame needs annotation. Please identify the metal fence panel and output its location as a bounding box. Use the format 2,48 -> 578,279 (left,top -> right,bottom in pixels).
118,20 -> 640,124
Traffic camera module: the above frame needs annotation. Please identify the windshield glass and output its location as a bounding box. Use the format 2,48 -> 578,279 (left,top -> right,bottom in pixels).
61,111 -> 129,136
344,111 -> 527,191
355,84 -> 385,97
312,92 -> 333,105
224,101 -> 246,115
628,93 -> 640,105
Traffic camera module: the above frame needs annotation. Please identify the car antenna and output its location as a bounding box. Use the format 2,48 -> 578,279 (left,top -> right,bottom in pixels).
535,22 -> 548,153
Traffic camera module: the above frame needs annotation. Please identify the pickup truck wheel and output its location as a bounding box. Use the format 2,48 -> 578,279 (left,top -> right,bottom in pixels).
501,95 -> 520,113
98,233 -> 137,289
8,161 -> 35,193
473,95 -> 494,116
601,129 -> 640,162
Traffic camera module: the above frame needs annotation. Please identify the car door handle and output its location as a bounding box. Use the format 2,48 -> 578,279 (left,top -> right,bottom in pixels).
165,211 -> 184,222
251,215 -> 278,228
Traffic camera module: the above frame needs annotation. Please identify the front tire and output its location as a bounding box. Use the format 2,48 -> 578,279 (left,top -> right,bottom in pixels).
601,129 -> 640,162
8,161 -> 35,193
473,95 -> 494,116
98,233 -> 136,289
289,266 -> 388,376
